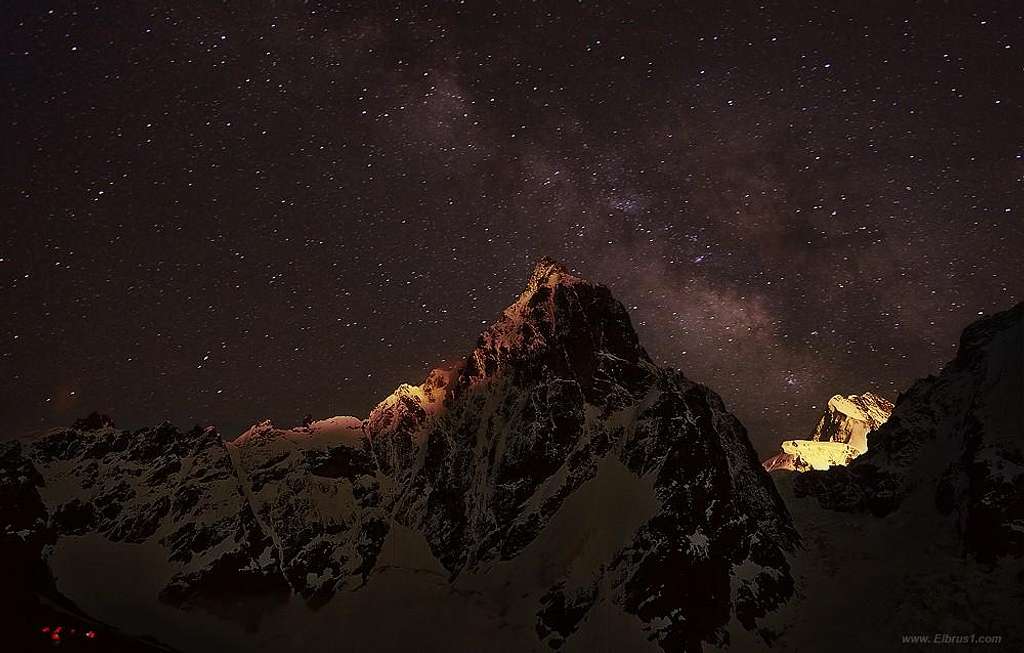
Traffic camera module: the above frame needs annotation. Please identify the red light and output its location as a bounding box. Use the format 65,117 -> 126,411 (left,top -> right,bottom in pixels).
51,631 -> 61,642
55,626 -> 63,633
85,630 -> 97,639
41,626 -> 51,633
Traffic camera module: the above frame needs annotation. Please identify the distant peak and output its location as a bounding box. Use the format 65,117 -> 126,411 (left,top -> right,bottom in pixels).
764,390 -> 895,472
826,392 -> 894,424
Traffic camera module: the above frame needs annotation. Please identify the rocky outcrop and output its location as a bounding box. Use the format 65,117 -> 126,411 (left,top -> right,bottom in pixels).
811,393 -> 893,453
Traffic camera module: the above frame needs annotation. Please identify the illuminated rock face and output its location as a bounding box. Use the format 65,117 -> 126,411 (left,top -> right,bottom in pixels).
764,440 -> 860,472
1,259 -> 797,653
762,392 -> 894,472
811,392 -> 894,453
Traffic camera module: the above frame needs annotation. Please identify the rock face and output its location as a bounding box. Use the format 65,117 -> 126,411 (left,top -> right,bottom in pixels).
810,392 -> 893,453
762,392 -> 893,472
1,259 -> 796,652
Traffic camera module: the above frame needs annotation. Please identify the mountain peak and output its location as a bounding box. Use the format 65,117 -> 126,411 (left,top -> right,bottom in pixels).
513,257 -> 587,312
502,257 -> 590,324
457,258 -> 652,405
823,392 -> 893,435
525,256 -> 578,289
763,390 -> 894,472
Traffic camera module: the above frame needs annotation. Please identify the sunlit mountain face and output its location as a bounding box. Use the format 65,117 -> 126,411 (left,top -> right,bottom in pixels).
762,392 -> 893,472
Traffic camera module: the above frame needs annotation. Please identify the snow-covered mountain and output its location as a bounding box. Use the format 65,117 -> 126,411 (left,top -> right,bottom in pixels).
6,263 -> 1020,652
762,392 -> 893,472
2,259 -> 797,652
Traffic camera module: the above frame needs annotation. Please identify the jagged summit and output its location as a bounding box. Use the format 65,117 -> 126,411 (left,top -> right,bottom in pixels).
238,259 -> 628,447
459,257 -> 653,406
524,255 -> 581,289
813,392 -> 894,453
484,257 -> 625,342
821,392 -> 893,442
823,392 -> 892,426
234,258 -> 649,470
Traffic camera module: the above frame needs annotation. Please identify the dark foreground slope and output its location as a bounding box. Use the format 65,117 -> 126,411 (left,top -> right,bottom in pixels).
1,259 -> 795,652
771,302 -> 1024,651
0,430 -> 177,652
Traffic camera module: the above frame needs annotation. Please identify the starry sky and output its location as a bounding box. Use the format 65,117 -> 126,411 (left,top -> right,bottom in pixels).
2,1 -> 1022,455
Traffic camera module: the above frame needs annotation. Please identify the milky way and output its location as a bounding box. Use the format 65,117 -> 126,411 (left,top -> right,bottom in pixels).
2,2 -> 1022,454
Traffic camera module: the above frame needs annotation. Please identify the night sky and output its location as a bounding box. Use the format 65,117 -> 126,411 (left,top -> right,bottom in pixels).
2,2 -> 1022,455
